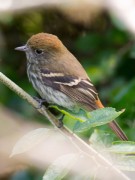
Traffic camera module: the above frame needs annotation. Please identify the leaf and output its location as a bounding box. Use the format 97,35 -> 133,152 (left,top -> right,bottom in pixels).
89,131 -> 135,171
49,106 -> 88,122
43,153 -> 78,180
90,132 -> 135,171
89,129 -> 113,149
74,108 -> 125,132
115,155 -> 135,171
108,141 -> 135,154
10,128 -> 52,157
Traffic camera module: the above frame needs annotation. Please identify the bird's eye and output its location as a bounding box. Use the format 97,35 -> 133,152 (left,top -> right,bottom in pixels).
35,49 -> 43,55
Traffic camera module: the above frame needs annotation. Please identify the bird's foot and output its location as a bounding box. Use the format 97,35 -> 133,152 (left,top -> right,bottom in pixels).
33,96 -> 47,109
57,114 -> 65,128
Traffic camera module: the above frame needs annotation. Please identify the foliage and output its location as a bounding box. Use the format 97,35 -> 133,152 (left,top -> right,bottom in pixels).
11,127 -> 135,179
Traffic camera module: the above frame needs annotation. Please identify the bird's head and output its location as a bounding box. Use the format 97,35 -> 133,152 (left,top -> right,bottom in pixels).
15,33 -> 65,64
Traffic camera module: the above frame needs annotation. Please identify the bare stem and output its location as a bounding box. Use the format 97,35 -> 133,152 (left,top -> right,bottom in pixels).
0,72 -> 129,180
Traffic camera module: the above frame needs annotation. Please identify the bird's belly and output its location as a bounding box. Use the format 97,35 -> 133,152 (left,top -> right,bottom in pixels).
30,76 -> 75,110
38,84 -> 76,110
27,65 -> 76,110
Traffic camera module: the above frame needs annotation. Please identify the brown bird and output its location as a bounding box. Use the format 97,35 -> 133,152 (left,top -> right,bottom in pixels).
15,33 -> 128,141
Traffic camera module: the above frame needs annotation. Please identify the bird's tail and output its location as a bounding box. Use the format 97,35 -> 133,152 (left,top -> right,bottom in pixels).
96,99 -> 128,141
109,120 -> 128,141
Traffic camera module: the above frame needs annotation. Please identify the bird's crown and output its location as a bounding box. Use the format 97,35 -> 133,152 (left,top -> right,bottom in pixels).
27,33 -> 63,51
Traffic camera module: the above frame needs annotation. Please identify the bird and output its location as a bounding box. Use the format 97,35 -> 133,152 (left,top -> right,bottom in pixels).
15,32 -> 128,141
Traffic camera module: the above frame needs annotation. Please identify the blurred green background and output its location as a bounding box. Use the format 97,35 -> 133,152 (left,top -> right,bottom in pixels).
0,7 -> 135,179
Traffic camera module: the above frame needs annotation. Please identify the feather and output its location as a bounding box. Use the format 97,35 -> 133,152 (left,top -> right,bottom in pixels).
40,68 -> 98,110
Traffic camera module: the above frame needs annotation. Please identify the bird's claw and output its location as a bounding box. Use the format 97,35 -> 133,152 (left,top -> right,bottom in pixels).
33,96 -> 47,109
57,121 -> 63,128
33,97 -> 65,127
57,114 -> 65,128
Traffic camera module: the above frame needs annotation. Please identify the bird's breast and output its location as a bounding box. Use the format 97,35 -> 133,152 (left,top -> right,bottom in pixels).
27,63 -> 76,110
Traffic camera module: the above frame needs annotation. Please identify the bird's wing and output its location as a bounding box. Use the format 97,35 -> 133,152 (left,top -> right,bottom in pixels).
40,68 -> 98,110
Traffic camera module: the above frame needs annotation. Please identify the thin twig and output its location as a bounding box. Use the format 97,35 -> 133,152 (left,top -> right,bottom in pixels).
0,72 -> 129,180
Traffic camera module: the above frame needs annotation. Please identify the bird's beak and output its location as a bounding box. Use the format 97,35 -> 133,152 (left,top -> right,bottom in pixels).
15,45 -> 27,52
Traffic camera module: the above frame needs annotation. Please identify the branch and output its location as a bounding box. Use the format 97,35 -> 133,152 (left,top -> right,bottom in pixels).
0,72 -> 129,180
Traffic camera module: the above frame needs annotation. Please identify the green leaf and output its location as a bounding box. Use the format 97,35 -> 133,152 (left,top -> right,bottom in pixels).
108,141 -> 135,154
89,129 -> 113,149
90,132 -> 135,171
74,108 -> 125,132
115,155 -> 135,171
43,153 -> 78,180
10,128 -> 52,157
49,106 -> 89,122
